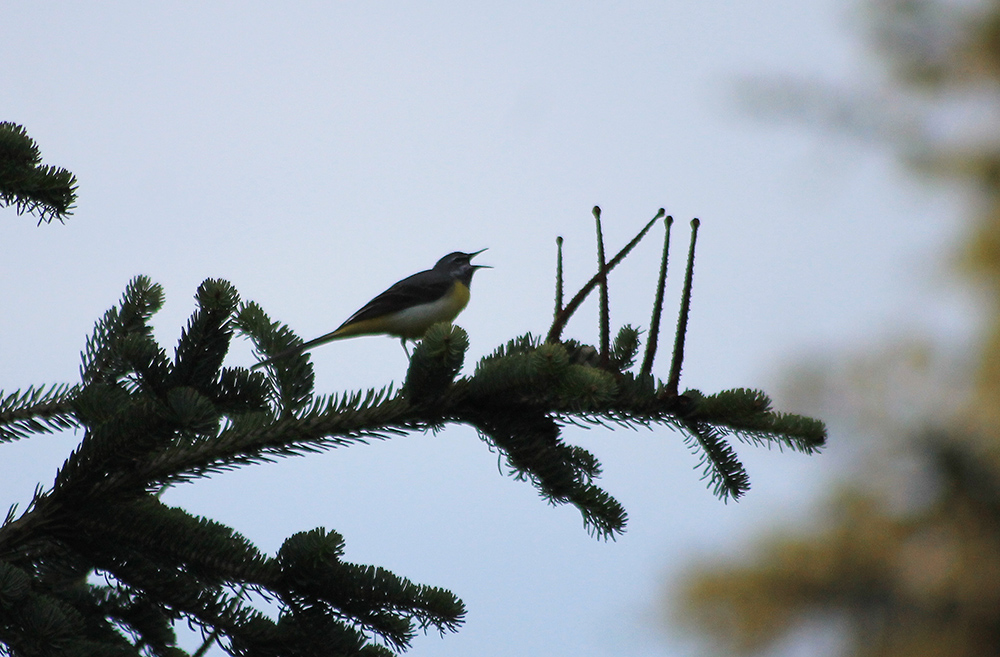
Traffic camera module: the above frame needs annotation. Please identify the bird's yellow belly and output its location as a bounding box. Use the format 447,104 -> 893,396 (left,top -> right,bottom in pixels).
338,282 -> 471,339
385,282 -> 470,338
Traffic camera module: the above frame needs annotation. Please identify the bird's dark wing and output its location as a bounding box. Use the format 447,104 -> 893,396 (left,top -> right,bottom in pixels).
337,269 -> 453,328
250,269 -> 454,370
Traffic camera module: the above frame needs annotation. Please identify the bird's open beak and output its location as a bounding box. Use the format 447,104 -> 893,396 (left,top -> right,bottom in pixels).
469,248 -> 492,269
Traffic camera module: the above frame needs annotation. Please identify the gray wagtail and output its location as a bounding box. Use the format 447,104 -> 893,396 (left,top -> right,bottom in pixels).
252,249 -> 489,369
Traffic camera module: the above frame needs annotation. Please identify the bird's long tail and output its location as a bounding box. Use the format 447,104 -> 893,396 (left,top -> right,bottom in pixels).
249,328 -> 348,371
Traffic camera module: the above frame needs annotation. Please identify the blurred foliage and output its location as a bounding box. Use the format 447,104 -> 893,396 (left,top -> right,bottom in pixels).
676,1 -> 1000,655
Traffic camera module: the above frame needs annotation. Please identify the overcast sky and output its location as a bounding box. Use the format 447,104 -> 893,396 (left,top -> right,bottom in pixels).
0,2 -> 972,655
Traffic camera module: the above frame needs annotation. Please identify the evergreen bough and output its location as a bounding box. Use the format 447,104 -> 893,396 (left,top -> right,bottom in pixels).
0,122 -> 77,224
0,123 -> 826,656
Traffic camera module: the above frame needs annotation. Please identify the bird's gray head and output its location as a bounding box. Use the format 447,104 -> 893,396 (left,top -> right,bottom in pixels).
435,249 -> 490,286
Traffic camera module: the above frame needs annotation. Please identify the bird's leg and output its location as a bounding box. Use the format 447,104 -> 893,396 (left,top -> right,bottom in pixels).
400,337 -> 411,358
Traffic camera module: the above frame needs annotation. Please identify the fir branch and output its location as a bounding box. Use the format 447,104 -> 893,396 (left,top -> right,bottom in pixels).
404,323 -> 468,404
93,586 -> 178,656
255,604 -> 388,657
0,384 -> 79,443
608,325 -> 641,372
572,484 -> 629,540
191,584 -> 247,657
234,301 -> 315,416
0,559 -> 136,657
207,367 -> 270,417
680,419 -> 751,501
477,332 -> 542,365
75,496 -> 269,586
80,275 -> 165,387
0,122 -> 78,224
125,388 -> 414,492
0,223 -> 831,655
276,529 -> 465,649
472,410 -> 628,538
303,384 -> 397,422
97,563 -> 277,656
684,388 -> 826,454
0,561 -> 31,607
116,332 -> 172,396
169,279 -> 241,391
469,340 -> 619,411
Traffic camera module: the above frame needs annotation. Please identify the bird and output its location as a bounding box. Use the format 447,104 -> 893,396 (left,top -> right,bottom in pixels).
251,249 -> 489,369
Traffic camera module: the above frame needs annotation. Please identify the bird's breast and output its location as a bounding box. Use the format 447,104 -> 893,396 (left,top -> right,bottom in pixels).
382,281 -> 471,338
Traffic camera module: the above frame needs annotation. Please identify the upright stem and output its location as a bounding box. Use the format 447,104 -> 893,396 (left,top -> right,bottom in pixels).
546,208 -> 665,343
640,215 -> 673,378
666,218 -> 700,396
594,207 -> 610,365
555,236 -> 564,317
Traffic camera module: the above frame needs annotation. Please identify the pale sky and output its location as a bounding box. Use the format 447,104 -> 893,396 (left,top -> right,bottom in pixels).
0,2 -> 970,656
